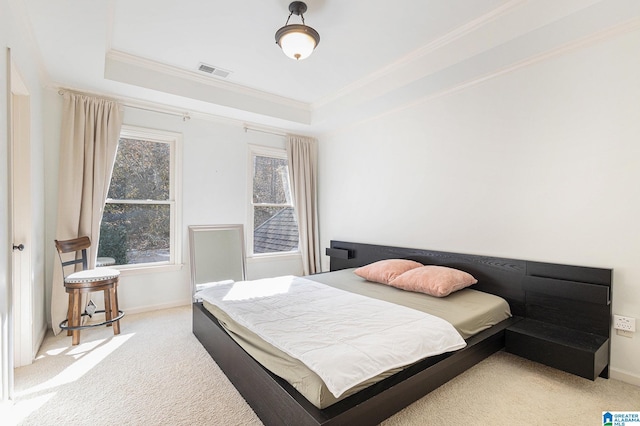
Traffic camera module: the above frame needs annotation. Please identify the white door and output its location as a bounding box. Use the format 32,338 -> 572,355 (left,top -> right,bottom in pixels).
10,58 -> 33,368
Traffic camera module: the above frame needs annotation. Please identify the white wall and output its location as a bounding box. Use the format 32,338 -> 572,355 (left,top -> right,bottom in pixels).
43,94 -> 303,318
318,29 -> 640,383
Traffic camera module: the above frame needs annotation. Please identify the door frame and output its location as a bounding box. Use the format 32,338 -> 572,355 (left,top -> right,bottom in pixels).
1,46 -> 15,405
1,46 -> 34,405
10,55 -> 33,369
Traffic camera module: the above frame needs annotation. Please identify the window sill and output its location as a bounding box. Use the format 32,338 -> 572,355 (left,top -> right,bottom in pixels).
111,263 -> 184,277
247,252 -> 301,263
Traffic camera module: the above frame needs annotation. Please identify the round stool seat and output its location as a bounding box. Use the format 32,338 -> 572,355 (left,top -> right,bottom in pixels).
65,268 -> 120,283
96,257 -> 116,267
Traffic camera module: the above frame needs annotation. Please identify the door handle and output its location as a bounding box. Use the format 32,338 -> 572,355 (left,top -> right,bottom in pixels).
13,243 -> 24,251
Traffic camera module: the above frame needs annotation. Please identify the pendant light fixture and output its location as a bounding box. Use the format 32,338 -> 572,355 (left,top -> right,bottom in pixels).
275,1 -> 320,61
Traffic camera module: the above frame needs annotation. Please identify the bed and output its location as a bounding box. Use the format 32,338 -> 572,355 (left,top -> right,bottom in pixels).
192,241 -> 612,425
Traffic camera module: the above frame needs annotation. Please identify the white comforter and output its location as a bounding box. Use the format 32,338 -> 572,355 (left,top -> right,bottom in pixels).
195,275 -> 466,397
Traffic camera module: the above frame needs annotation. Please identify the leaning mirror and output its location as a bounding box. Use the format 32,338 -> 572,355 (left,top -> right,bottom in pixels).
188,224 -> 247,297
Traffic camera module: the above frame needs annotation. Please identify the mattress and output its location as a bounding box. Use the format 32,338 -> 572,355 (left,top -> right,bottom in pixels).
201,268 -> 511,408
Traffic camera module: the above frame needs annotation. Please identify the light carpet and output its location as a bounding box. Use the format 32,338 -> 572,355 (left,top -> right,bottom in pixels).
6,306 -> 640,425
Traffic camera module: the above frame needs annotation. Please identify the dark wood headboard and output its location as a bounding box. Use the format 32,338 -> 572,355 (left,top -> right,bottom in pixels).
327,240 -> 613,379
328,241 -> 611,315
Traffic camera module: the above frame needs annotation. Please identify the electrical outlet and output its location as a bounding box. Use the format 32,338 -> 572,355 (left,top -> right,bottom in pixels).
617,329 -> 633,338
613,315 -> 636,332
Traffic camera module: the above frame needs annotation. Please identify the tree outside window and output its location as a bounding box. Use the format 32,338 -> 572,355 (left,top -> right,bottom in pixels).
98,127 -> 179,266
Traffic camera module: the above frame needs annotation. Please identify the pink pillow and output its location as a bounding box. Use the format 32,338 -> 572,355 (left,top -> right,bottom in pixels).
389,265 -> 477,297
354,259 -> 423,284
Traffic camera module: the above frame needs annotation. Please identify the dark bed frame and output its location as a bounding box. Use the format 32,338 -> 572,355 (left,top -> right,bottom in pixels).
193,240 -> 612,425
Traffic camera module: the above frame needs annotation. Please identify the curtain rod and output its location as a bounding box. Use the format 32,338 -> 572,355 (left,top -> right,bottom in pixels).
243,125 -> 286,137
56,89 -> 294,133
57,89 -> 191,122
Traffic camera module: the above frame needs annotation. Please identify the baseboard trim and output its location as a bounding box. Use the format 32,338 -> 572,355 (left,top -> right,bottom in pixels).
33,323 -> 48,360
122,300 -> 191,316
610,368 -> 640,387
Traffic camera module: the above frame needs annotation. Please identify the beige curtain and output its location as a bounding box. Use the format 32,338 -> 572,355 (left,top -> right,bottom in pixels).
50,92 -> 123,334
287,135 -> 321,275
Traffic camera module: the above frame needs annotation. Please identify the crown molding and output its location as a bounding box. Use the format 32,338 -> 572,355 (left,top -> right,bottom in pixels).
313,0 -> 528,109
321,15 -> 640,137
106,50 -> 309,109
105,50 -> 311,125
312,0 -> 611,114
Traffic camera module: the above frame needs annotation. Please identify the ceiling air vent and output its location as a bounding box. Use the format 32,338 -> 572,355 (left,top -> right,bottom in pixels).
197,63 -> 231,79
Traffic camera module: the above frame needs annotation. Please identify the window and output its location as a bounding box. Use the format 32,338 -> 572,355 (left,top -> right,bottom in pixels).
249,146 -> 299,255
98,126 -> 181,268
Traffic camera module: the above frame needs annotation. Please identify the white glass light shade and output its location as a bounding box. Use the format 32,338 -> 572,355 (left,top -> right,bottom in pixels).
280,32 -> 315,60
275,24 -> 320,61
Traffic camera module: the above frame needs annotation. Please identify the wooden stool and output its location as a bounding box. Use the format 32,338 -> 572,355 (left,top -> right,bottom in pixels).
55,236 -> 124,345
